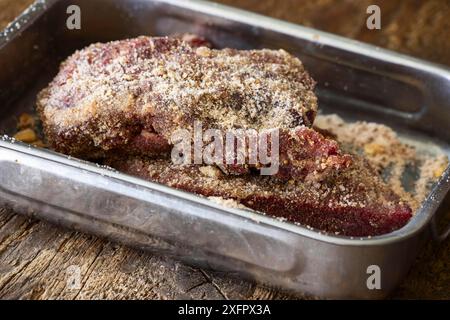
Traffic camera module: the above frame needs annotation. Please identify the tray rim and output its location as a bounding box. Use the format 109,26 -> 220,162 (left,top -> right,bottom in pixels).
2,0 -> 450,75
1,0 -> 450,246
2,139 -> 449,247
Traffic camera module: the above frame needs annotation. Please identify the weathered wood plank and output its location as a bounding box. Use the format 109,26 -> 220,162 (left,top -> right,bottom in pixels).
0,208 -> 291,300
0,0 -> 35,29
1,205 -> 449,299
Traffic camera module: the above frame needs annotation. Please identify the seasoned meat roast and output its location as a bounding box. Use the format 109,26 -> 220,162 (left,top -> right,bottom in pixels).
37,36 -> 317,158
107,156 -> 412,237
37,35 -> 412,236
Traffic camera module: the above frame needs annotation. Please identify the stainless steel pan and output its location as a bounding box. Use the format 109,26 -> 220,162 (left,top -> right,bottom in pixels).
1,0 -> 449,299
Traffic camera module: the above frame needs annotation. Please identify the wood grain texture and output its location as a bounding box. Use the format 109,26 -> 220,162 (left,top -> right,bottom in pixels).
1,203 -> 449,300
0,0 -> 34,30
0,208 -> 293,300
214,0 -> 450,66
0,0 -> 449,300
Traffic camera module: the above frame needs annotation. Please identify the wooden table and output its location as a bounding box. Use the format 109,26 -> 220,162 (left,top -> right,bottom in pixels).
0,0 -> 449,299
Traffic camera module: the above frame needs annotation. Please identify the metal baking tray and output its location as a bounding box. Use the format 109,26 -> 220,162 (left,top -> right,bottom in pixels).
1,0 -> 450,299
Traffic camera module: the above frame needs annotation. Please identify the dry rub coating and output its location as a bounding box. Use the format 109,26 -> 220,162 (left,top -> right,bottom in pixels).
107,157 -> 412,237
37,36 -> 317,159
36,35 -> 413,236
199,126 -> 352,181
